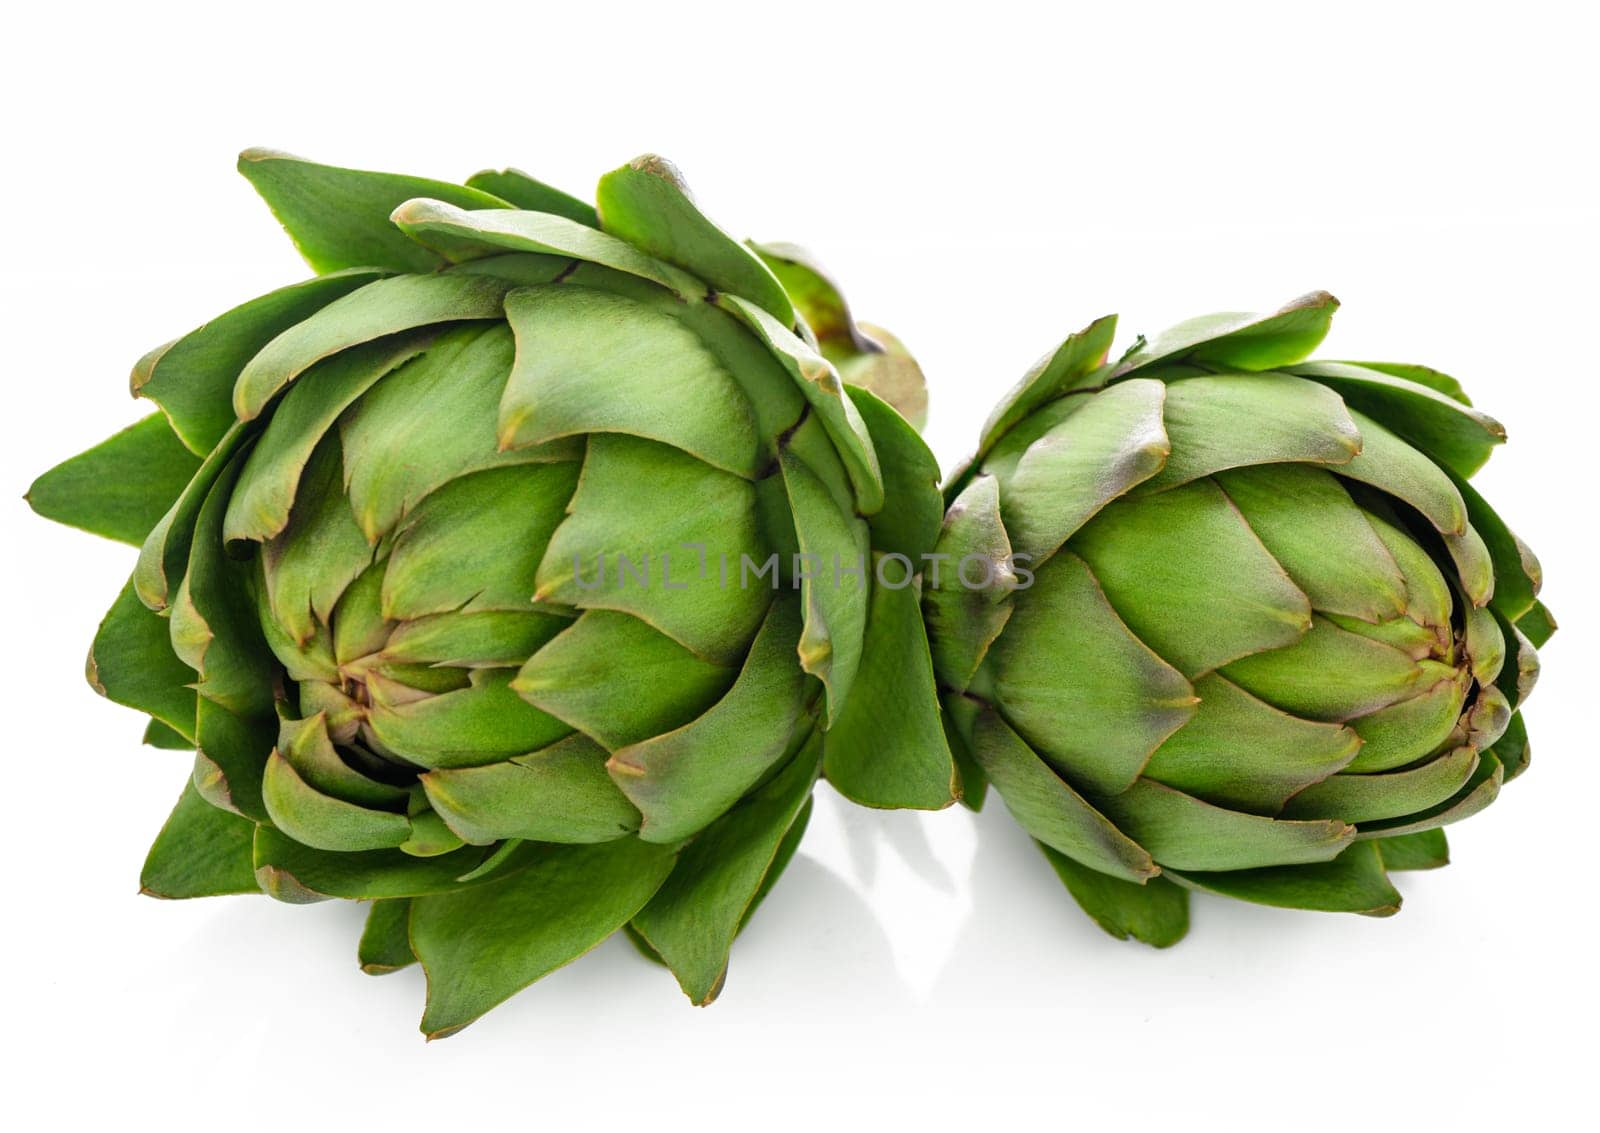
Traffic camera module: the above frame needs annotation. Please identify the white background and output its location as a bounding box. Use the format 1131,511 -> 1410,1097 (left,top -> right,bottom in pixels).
4,2 -> 1596,1128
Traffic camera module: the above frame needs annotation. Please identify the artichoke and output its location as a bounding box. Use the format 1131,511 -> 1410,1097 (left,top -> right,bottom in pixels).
29,150 -> 957,1035
929,293 -> 1552,946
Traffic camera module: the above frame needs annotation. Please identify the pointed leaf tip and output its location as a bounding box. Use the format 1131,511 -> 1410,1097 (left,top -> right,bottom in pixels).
237,149 -> 510,275
1288,289 -> 1340,313
464,167 -> 598,228
1117,290 -> 1341,376
29,414 -> 202,545
596,157 -> 794,323
238,145 -> 292,167
627,153 -> 694,197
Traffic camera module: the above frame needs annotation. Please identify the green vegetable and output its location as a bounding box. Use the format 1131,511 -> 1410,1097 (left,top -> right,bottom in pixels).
30,149 -> 956,1036
928,292 -> 1550,946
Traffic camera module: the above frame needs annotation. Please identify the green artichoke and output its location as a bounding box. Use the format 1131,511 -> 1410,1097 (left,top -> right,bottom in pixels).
929,292 -> 1552,946
29,150 -> 957,1036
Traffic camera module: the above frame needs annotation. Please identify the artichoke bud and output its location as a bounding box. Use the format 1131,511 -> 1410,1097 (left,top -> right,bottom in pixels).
929,292 -> 1550,944
31,149 -> 957,1035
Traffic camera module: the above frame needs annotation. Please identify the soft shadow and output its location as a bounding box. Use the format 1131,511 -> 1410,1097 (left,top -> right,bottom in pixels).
836,793 -> 957,894
930,799 -> 1391,1012
438,853 -> 912,1047
149,828 -> 912,1054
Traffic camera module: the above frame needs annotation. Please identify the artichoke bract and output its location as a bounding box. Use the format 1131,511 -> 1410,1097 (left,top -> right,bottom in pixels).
929,293 -> 1552,946
29,150 -> 957,1036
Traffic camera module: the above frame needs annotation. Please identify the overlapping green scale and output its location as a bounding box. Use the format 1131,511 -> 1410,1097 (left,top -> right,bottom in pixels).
931,291 -> 1550,946
30,149 -> 956,1036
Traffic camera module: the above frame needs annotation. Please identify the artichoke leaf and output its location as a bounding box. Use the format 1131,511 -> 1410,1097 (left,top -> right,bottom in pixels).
143,719 -> 193,750
1142,673 -> 1362,815
1114,291 -> 1339,376
411,837 -> 677,1038
631,732 -> 822,1005
781,448 -> 870,724
255,593 -> 338,688
717,293 -> 884,515
596,155 -> 794,324
134,421 -> 248,610
140,779 -> 260,899
1489,711 -> 1532,782
453,838 -> 528,883
749,241 -> 863,345
1350,360 -> 1471,405
340,318 -> 585,540
742,794 -> 813,930
1441,526 -> 1496,611
922,475 -> 1016,693
782,409 -> 857,515
1037,842 -> 1190,947
989,547 -> 1201,794
133,268 -> 385,453
277,712 -> 408,809
1360,506 -> 1455,629
1343,677 -> 1470,772
1353,749 -> 1505,839
382,461 -> 579,621
1215,464 -> 1407,624
968,708 -> 1158,883
238,148 -> 510,275
87,579 -> 198,742
1000,377 -> 1169,563
224,333 -> 432,544
261,750 -> 412,852
1071,479 -> 1313,679
824,572 -> 958,810
1135,373 -> 1362,495
168,453 -> 277,719
1166,840 -> 1400,916
846,387 -> 944,561
1093,778 -> 1356,872
421,733 -> 641,845
1445,469 -> 1543,621
251,824 -> 512,902
1463,683 -> 1512,751
259,437 -> 381,647
466,167 -> 597,227
1280,746 -> 1479,823
28,413 -> 201,546
358,899 -> 417,974
977,314 -> 1119,460
609,596 -> 815,845
1462,599 -> 1507,686
1333,413 -> 1499,609
391,198 -> 704,297
511,610 -> 736,752
944,709 -> 988,811
754,254 -> 927,430
1290,359 -> 1505,478
399,808 -> 467,858
233,272 -> 517,422
1335,415 -> 1475,542
383,609 -> 571,670
538,260 -> 809,451
1515,600 -> 1556,648
365,668 -> 571,771
753,247 -> 929,427
1220,616 -> 1429,723
500,284 -> 762,476
192,698 -> 273,820
534,435 -> 767,665
1372,828 -> 1450,871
